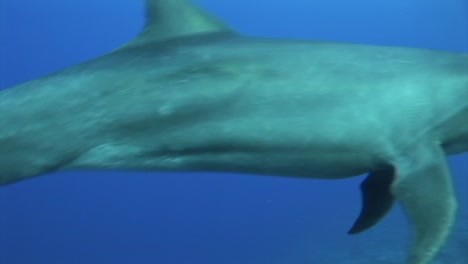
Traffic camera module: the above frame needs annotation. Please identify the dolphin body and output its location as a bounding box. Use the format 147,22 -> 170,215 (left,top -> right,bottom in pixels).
1,0 -> 467,263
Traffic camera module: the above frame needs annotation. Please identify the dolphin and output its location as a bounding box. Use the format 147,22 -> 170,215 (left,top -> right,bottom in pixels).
1,0 -> 467,263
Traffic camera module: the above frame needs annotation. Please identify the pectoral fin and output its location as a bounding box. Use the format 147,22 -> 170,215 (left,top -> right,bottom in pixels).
391,143 -> 457,264
348,168 -> 396,234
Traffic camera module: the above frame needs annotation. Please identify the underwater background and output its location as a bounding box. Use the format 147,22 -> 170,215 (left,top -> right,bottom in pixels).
0,0 -> 467,263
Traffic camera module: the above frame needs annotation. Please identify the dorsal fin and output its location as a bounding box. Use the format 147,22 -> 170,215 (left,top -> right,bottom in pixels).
124,0 -> 232,48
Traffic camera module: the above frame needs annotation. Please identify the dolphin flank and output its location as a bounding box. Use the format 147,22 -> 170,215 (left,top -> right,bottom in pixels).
1,0 -> 467,263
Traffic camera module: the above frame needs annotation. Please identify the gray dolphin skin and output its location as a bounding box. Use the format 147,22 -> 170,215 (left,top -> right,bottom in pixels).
1,0 -> 467,263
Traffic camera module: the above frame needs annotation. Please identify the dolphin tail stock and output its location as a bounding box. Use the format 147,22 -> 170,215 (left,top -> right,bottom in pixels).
392,143 -> 457,264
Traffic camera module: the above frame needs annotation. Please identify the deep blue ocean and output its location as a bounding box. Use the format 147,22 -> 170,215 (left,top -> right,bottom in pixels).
0,0 -> 467,263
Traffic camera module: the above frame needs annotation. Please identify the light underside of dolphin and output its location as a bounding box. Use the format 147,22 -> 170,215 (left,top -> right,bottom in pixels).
0,0 -> 467,264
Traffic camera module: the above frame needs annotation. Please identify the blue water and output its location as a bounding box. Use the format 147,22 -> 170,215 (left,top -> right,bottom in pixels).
0,0 -> 467,263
